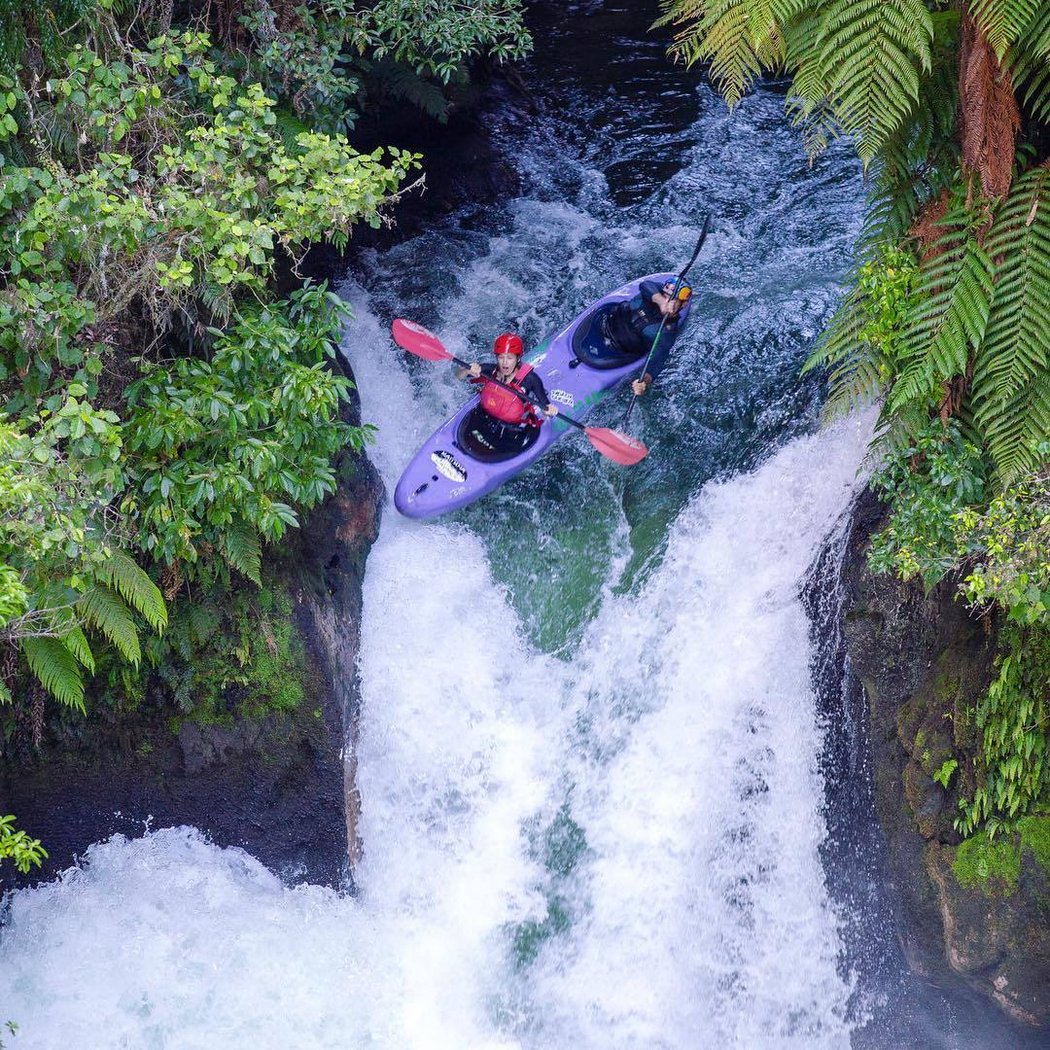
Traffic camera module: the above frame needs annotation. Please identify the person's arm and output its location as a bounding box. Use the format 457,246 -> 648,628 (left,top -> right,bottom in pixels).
457,361 -> 486,381
639,279 -> 664,304
522,370 -> 558,417
630,318 -> 677,396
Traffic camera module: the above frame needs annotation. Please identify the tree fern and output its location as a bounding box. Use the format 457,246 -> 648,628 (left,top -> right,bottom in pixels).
1008,3 -> 1050,122
972,166 -> 1050,483
76,585 -> 141,665
23,636 -> 85,711
887,218 -> 994,415
221,519 -> 263,585
862,17 -> 959,250
656,0 -> 805,107
95,551 -> 167,632
805,287 -> 882,416
784,8 -> 840,156
789,0 -> 932,162
970,0 -> 1043,60
366,60 -> 453,123
61,625 -> 95,676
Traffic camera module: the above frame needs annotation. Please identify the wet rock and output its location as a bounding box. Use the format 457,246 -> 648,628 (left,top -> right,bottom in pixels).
283,357 -> 383,872
839,486 -> 1050,1029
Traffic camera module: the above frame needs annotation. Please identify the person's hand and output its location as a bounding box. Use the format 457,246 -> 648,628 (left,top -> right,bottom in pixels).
631,379 -> 647,396
468,362 -> 482,377
545,404 -> 558,417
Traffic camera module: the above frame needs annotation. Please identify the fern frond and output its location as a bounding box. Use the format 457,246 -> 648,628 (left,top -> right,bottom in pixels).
804,287 -> 890,417
862,25 -> 959,249
889,222 -> 994,413
820,0 -> 933,165
76,586 -> 142,665
221,520 -> 263,585
972,167 -> 1050,484
95,551 -> 168,632
187,602 -> 221,645
1003,3 -> 1050,121
657,0 -> 805,107
23,637 -> 86,712
970,0 -> 1042,61
62,626 -> 96,676
366,61 -> 451,122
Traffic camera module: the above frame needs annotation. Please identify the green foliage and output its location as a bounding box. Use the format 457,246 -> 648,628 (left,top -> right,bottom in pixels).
952,814 -> 1050,890
349,0 -> 531,83
123,284 -> 368,580
0,813 -> 47,873
864,17 -> 959,246
1017,813 -> 1050,871
805,243 -> 920,417
954,455 -> 1050,624
0,0 -> 98,71
867,431 -> 1050,837
1,34 -> 419,333
958,624 -> 1050,836
0,28 -> 402,717
240,0 -> 531,131
933,757 -> 958,788
657,0 -> 933,163
867,421 -> 989,589
971,167 -> 1050,485
887,204 -> 995,418
0,417 -> 165,708
148,575 -> 307,724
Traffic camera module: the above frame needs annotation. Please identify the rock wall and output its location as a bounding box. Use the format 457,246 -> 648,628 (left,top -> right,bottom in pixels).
840,487 -> 1050,1028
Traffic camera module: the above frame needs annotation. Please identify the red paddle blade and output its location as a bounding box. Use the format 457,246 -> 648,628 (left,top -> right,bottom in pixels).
392,318 -> 453,362
584,427 -> 647,465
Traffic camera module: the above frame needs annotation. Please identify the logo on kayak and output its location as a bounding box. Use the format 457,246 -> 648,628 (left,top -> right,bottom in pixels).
529,352 -> 547,366
431,449 -> 467,483
550,388 -> 576,408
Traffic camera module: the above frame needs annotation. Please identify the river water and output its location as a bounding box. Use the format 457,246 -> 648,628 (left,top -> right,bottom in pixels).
0,3 -> 1040,1048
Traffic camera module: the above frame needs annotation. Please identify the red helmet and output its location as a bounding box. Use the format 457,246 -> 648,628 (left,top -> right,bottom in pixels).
493,332 -> 524,357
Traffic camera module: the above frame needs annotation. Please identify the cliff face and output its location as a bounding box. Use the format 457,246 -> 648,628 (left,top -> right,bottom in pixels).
840,487 -> 1050,1028
0,376 -> 382,892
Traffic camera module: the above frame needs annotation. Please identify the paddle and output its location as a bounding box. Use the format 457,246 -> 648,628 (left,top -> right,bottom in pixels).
623,213 -> 712,424
391,318 -> 648,466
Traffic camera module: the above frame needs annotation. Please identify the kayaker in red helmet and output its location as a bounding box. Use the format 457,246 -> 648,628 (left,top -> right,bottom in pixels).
455,332 -> 558,459
458,332 -> 558,425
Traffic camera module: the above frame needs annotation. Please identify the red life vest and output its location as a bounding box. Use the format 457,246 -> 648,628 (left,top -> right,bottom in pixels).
475,363 -> 540,426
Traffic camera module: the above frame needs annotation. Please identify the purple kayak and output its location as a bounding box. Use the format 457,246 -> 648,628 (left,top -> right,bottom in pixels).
394,274 -> 691,519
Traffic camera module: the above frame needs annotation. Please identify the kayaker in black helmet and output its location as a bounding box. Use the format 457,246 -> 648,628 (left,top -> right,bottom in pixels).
602,280 -> 692,395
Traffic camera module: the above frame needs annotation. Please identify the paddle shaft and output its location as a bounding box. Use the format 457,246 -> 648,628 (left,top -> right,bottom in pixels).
623,214 -> 711,424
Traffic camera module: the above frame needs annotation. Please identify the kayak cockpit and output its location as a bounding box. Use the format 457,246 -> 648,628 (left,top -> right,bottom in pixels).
456,406 -> 542,463
570,303 -> 679,370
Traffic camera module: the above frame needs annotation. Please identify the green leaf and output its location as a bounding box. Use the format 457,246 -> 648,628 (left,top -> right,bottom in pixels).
220,519 -> 262,585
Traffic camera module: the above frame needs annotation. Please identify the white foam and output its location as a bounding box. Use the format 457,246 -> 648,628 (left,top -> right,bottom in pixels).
524,415 -> 872,1049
